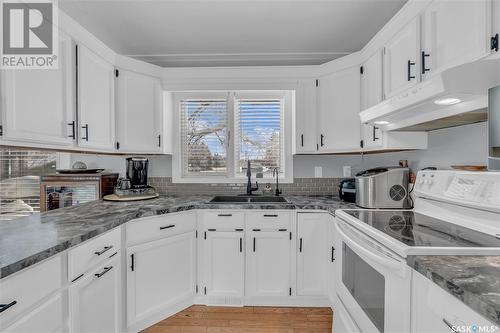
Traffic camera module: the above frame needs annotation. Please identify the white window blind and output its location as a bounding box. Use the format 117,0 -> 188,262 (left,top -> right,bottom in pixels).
235,98 -> 284,177
0,149 -> 57,220
180,99 -> 228,176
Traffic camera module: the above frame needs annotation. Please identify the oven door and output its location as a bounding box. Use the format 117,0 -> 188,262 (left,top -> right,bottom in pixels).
334,217 -> 411,333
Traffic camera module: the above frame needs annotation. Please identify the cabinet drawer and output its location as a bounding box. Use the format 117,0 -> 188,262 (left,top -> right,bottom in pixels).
0,255 -> 63,329
203,211 -> 245,230
68,228 -> 121,280
245,211 -> 292,230
126,211 -> 196,245
4,293 -> 64,333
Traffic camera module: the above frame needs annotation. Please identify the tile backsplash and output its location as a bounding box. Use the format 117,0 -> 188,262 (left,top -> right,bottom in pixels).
148,177 -> 343,196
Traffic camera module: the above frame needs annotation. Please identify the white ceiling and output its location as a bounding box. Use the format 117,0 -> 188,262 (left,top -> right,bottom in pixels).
59,0 -> 407,67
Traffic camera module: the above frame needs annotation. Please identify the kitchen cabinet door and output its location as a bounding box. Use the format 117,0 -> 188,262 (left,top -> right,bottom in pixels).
69,255 -> 121,333
384,17 -> 420,98
127,232 -> 196,326
421,0 -> 490,80
1,32 -> 75,147
295,79 -> 318,153
297,213 -> 328,296
3,293 -> 65,333
317,66 -> 361,152
246,231 -> 291,297
115,69 -> 162,153
77,44 -> 115,151
204,231 -> 245,299
361,50 -> 384,111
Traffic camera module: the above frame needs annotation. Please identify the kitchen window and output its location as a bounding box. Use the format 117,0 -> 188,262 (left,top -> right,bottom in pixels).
172,91 -> 293,183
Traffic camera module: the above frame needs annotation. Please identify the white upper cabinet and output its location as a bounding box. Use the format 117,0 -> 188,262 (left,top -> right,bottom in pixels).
77,44 -> 115,151
246,230 -> 291,298
421,0 -> 491,80
115,70 -> 162,153
296,213 -> 328,297
317,66 -> 361,152
1,32 -> 75,147
295,79 -> 318,153
204,231 -> 245,300
361,50 -> 384,111
383,17 -> 420,98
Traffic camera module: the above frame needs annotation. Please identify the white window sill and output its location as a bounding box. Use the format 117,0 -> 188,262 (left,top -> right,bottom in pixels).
171,176 -> 294,184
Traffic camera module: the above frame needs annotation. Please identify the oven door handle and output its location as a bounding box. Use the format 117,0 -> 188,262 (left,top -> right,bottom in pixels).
336,219 -> 404,271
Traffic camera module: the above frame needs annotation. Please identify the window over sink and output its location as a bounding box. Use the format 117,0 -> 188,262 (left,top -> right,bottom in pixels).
172,90 -> 293,183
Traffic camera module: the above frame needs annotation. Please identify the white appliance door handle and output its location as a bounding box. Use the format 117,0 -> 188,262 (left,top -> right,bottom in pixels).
335,219 -> 404,271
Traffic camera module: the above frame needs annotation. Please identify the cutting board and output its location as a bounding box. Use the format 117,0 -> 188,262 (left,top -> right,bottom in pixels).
103,193 -> 159,202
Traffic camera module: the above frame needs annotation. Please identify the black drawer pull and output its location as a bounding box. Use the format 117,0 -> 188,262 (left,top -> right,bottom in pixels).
301,134 -> 304,147
239,238 -> 243,253
299,238 -> 303,252
407,60 -> 416,81
94,245 -> 113,256
68,121 -> 75,139
252,228 -> 261,231
218,214 -> 232,217
130,254 -> 135,271
81,124 -> 89,141
331,246 -> 335,262
0,301 -> 17,313
235,228 -> 243,232
208,228 -> 217,232
278,228 -> 287,232
160,224 -> 175,230
253,237 -> 256,252
263,214 -> 278,217
95,266 -> 113,278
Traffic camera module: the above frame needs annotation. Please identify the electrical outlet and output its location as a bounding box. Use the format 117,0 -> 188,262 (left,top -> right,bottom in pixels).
314,166 -> 322,178
343,166 -> 352,177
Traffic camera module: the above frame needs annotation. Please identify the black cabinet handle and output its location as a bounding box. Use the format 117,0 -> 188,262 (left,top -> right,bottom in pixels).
94,245 -> 113,256
372,126 -> 379,141
301,134 -> 304,147
94,266 -> 113,278
320,134 -> 324,147
81,124 -> 89,141
263,214 -> 278,218
253,237 -> 256,252
157,134 -> 161,147
68,121 -> 75,139
407,60 -> 416,81
239,238 -> 242,253
299,238 -> 303,252
218,214 -> 232,217
160,224 -> 175,230
0,301 -> 17,313
331,246 -> 335,262
130,254 -> 135,271
421,51 -> 430,74
491,33 -> 499,52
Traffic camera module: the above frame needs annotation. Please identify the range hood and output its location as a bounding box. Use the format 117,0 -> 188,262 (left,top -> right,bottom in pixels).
360,60 -> 500,131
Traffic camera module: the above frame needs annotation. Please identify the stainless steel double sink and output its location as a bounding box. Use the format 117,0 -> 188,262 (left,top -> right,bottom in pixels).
209,196 -> 288,203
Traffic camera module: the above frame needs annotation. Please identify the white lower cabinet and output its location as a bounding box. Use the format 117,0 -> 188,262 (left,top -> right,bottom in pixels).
204,231 -> 245,301
69,255 -> 121,333
246,230 -> 292,298
4,293 -> 66,333
411,270 -> 496,333
127,231 -> 196,327
297,213 -> 329,297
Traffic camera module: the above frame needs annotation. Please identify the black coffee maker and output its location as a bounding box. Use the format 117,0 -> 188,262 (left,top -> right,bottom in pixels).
126,157 -> 149,188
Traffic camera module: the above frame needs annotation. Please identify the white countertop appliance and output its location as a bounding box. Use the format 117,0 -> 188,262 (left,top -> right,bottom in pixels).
333,170 -> 500,333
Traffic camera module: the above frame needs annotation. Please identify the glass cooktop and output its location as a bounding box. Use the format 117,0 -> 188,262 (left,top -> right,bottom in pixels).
344,210 -> 500,248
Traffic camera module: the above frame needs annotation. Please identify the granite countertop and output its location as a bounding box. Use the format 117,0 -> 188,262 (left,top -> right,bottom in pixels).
0,195 -> 356,279
409,255 -> 500,326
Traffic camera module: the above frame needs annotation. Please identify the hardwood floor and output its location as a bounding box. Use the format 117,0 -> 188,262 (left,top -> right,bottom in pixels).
142,305 -> 333,333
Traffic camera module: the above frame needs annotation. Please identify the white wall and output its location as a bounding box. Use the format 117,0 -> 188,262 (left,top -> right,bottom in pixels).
69,122 -> 487,179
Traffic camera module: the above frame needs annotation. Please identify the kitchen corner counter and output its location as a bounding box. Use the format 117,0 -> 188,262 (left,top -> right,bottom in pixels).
408,255 -> 500,326
0,195 -> 354,279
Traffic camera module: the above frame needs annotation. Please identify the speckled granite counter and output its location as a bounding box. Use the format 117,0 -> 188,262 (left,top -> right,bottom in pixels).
0,195 -> 355,279
409,255 -> 500,325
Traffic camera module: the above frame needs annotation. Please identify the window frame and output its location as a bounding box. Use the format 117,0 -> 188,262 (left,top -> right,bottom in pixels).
172,90 -> 294,183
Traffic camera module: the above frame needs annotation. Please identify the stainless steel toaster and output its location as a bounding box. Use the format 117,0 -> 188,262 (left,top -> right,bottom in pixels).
355,167 -> 411,209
